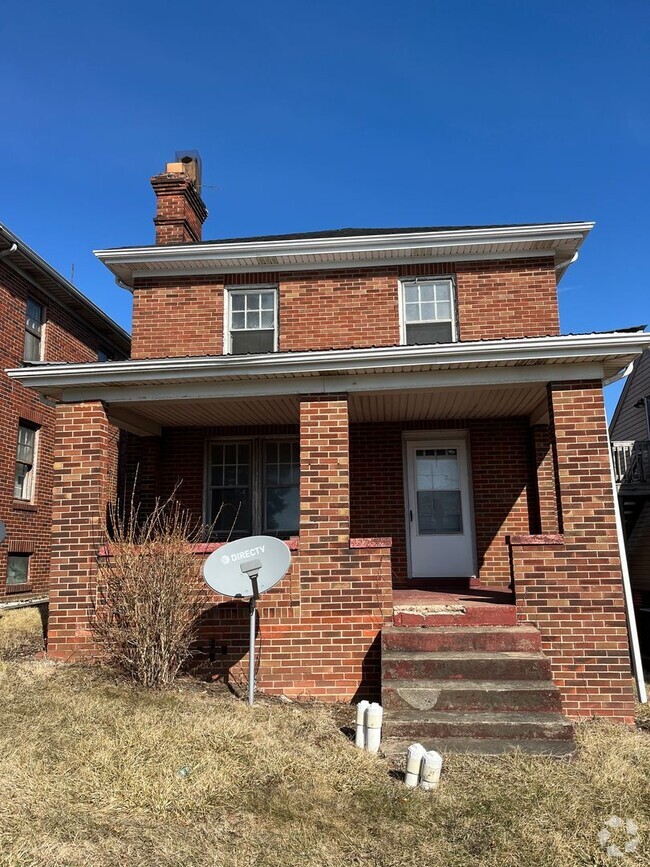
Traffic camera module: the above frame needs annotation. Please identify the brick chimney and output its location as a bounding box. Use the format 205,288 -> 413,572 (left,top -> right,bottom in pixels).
151,153 -> 208,245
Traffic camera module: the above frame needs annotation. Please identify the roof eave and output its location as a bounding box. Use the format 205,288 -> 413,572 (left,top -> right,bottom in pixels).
95,222 -> 594,290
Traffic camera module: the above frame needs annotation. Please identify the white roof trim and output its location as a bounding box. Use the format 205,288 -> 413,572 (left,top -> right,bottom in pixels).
94,222 -> 594,289
7,331 -> 650,403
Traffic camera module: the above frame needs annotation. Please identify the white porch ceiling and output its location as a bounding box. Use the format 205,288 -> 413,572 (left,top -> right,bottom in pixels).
104,383 -> 548,430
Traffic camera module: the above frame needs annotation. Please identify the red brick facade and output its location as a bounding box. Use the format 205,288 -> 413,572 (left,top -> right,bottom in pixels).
47,402 -> 120,658
0,260 -> 125,598
510,382 -> 636,723
130,257 -> 558,360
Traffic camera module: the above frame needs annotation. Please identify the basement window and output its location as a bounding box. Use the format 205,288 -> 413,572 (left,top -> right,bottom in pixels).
225,288 -> 277,355
400,278 -> 456,345
7,554 -> 30,587
24,298 -> 44,362
14,422 -> 38,501
206,438 -> 299,539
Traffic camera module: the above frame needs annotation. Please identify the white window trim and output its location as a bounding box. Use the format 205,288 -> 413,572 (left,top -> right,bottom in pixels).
203,434 -> 299,537
223,285 -> 279,355
14,422 -> 39,502
398,276 -> 457,346
24,297 -> 46,363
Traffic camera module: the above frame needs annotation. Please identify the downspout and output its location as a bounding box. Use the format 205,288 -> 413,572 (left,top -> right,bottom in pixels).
607,430 -> 647,704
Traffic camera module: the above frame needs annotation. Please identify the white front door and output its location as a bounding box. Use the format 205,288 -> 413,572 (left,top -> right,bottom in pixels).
405,439 -> 475,579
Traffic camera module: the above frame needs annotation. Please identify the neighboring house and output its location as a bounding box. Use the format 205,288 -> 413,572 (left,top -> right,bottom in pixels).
0,224 -> 130,599
9,155 -> 650,752
610,348 -> 650,657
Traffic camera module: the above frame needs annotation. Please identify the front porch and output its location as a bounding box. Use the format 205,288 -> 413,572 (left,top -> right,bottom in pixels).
9,334 -> 647,724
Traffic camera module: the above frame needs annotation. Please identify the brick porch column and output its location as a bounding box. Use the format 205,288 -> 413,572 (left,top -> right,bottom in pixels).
47,401 -> 119,659
512,380 -> 636,722
299,394 -> 350,548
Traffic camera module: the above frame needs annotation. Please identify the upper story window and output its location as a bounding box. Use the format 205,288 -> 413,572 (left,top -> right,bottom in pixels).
24,298 -> 44,362
14,422 -> 38,501
400,278 -> 456,345
225,287 -> 277,355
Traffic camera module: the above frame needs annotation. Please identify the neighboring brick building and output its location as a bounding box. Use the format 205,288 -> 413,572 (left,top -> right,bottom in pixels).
0,223 -> 129,598
10,156 -> 650,750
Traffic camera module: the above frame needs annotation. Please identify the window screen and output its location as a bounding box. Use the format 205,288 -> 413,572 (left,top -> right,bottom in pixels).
228,289 -> 276,355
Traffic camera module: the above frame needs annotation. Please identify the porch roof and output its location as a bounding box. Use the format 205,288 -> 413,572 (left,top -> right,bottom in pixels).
8,331 -> 650,434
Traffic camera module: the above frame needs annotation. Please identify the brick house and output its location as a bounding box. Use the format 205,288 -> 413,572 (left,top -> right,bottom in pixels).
0,223 -> 129,599
9,157 -> 650,750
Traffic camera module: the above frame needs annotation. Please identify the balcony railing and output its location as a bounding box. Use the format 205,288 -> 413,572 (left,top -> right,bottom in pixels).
612,440 -> 650,485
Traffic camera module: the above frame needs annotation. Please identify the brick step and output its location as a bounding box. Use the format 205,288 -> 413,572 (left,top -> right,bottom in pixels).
382,736 -> 576,758
393,606 -> 517,628
382,625 -> 541,654
382,679 -> 562,713
382,651 -> 552,682
382,710 -> 573,742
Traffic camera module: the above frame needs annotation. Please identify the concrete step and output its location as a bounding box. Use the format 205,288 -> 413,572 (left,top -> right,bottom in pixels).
382,625 -> 541,654
393,605 -> 517,628
382,736 -> 576,758
383,710 -> 573,742
382,679 -> 562,713
382,651 -> 552,682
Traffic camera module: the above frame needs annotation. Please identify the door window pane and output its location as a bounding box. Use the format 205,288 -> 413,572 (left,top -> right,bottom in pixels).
415,448 -> 462,534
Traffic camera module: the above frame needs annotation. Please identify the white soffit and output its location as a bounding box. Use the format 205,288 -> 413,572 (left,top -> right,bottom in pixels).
94,223 -> 594,286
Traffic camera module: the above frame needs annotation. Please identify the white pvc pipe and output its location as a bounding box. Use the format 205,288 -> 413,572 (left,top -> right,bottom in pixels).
607,431 -> 647,704
365,703 -> 383,754
355,701 -> 369,749
420,750 -> 443,791
404,743 -> 426,788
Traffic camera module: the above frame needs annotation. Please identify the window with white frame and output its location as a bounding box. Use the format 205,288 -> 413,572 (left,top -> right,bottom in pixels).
226,288 -> 277,355
24,298 -> 44,362
14,422 -> 38,501
7,553 -> 30,587
400,278 -> 456,345
207,438 -> 299,538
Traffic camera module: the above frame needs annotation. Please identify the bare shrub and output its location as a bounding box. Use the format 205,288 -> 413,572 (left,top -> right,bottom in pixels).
91,495 -> 210,688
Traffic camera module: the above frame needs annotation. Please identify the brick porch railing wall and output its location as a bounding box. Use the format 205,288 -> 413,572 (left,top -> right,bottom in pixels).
510,381 -> 636,724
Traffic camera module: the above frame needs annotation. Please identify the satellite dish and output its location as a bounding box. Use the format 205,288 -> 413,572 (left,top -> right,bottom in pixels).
203,535 -> 291,598
202,536 -> 292,707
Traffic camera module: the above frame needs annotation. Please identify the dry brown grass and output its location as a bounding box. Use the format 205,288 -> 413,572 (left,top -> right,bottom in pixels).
0,611 -> 649,866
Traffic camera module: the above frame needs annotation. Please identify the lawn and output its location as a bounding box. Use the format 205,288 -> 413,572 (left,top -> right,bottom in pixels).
1,607 -> 649,867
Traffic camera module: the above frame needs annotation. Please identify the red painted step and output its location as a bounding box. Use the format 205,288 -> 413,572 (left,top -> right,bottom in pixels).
382,679 -> 562,713
382,625 -> 541,654
382,650 -> 553,682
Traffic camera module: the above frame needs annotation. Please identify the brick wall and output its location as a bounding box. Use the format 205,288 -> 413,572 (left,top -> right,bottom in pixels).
47,402 -> 120,658
0,262 -> 120,598
130,257 -> 558,359
126,416 -> 534,586
510,380 -> 636,724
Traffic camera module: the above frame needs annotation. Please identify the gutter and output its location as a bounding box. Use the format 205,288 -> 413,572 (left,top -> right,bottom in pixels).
7,331 -> 650,393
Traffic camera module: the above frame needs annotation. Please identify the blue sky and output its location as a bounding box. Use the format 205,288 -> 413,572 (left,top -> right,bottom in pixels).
1,0 -> 648,415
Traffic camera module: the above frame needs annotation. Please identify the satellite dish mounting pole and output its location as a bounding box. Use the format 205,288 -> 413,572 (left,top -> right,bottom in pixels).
240,559 -> 262,706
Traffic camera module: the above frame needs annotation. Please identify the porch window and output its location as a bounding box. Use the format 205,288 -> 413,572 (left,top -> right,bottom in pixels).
14,422 -> 38,501
400,278 -> 456,345
24,298 -> 44,362
226,288 -> 277,355
207,438 -> 299,538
